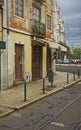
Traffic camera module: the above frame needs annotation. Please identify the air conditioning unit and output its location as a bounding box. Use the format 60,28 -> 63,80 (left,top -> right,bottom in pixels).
0,0 -> 4,7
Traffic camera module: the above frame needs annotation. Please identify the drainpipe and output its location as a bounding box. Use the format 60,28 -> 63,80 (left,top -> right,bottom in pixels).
6,0 -> 9,88
0,5 -> 3,90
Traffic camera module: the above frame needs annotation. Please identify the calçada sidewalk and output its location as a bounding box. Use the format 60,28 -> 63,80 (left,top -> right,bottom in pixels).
0,71 -> 81,118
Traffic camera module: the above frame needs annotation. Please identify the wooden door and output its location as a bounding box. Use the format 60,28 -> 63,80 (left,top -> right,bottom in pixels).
32,46 -> 42,80
15,44 -> 23,81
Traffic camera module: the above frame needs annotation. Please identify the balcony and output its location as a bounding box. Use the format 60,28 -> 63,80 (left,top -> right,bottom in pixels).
60,29 -> 64,33
31,20 -> 46,38
33,0 -> 45,4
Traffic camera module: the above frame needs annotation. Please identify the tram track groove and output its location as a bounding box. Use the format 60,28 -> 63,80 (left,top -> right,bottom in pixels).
39,94 -> 81,130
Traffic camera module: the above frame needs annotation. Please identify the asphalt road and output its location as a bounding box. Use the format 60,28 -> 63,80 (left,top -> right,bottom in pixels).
41,94 -> 81,130
0,82 -> 81,130
56,64 -> 81,75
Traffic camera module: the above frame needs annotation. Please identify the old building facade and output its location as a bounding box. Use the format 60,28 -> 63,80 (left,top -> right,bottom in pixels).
54,0 -> 65,43
0,0 -> 56,90
0,0 -> 67,90
54,0 -> 67,61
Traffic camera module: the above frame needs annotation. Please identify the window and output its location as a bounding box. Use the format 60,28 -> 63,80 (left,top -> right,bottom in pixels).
33,7 -> 40,23
15,0 -> 23,17
47,15 -> 51,30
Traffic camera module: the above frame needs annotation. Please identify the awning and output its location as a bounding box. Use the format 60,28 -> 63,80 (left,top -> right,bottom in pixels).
49,42 -> 67,52
32,37 -> 48,47
32,37 -> 67,52
49,42 -> 58,49
59,44 -> 67,52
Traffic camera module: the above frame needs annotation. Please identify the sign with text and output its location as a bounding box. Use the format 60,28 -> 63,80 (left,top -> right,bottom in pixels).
0,41 -> 6,49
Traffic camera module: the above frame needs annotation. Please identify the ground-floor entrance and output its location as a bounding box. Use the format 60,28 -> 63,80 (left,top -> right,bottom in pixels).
32,46 -> 42,80
15,44 -> 24,81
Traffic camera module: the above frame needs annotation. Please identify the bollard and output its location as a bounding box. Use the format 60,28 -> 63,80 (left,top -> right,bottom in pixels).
67,72 -> 69,84
43,78 -> 45,94
73,71 -> 75,81
48,69 -> 53,87
51,81 -> 53,87
24,80 -> 27,101
78,67 -> 80,79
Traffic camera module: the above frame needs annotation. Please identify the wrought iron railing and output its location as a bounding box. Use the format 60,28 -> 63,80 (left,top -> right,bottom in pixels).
31,20 -> 46,38
33,0 -> 45,4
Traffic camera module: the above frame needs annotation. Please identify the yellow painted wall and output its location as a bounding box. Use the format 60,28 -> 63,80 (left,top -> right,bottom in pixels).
0,12 -> 2,40
4,30 -> 47,84
10,31 -> 32,78
43,47 -> 47,71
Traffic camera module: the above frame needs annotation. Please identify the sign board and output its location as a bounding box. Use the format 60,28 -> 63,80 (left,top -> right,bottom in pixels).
0,41 -> 6,49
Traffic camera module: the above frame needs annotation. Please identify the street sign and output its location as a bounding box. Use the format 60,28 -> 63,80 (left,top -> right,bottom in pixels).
0,41 -> 6,49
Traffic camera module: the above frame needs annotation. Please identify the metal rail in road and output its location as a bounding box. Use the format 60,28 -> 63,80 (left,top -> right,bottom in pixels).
74,123 -> 81,130
40,94 -> 81,130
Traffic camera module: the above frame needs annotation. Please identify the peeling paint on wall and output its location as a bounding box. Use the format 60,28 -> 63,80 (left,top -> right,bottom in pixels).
10,0 -> 30,32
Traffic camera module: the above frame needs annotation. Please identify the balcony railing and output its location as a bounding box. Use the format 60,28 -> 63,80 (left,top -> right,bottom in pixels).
33,0 -> 45,4
31,20 -> 46,38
